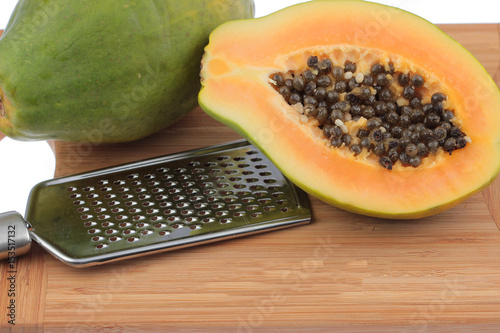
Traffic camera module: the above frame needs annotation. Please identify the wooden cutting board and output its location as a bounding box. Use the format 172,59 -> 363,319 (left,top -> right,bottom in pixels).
1,24 -> 500,332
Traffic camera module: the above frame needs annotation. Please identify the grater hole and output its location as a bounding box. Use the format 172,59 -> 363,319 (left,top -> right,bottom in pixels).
203,189 -> 217,195
217,156 -> 230,161
81,214 -> 92,220
250,185 -> 263,191
230,177 -> 243,182
259,171 -> 272,176
246,178 -> 259,183
104,194 -> 116,199
150,216 -> 163,221
229,204 -> 242,210
225,169 -> 238,175
264,178 -> 277,184
131,180 -> 142,186
205,162 -> 217,167
144,174 -> 156,179
251,212 -> 263,218
242,197 -> 255,203
187,161 -> 200,167
123,229 -> 135,235
169,188 -> 181,194
267,186 -> 279,191
258,198 -> 272,204
135,187 -> 146,193
133,215 -> 145,221
189,195 -> 203,202
220,190 -> 233,196
70,193 -> 81,199
119,222 -> 131,228
160,201 -> 172,208
185,217 -> 198,223
136,222 -> 149,228
148,180 -> 161,186
96,243 -> 108,249
198,210 -> 211,216
77,207 -> 88,213
146,208 -> 159,214
142,201 -> 154,207
88,228 -> 100,234
246,205 -> 259,211
127,237 -> 139,243
155,223 -> 167,228
109,236 -> 121,242
181,210 -> 194,216
87,193 -> 99,199
116,215 -> 127,220
234,184 -> 246,189
157,167 -> 169,173
220,162 -> 234,168
217,183 -> 230,188
174,168 -> 187,174
126,201 -> 137,207
128,173 -> 139,179
246,150 -> 258,155
264,206 -> 276,212
98,214 -> 110,220
97,180 -> 109,185
255,191 -> 268,197
194,203 -> 207,209
121,194 -> 133,199
211,203 -> 225,209
195,175 -> 209,181
100,186 -> 112,192
272,192 -> 285,198
161,174 -> 174,180
233,211 -> 245,217
94,207 -> 106,213
238,163 -> 250,168
213,176 -> 225,181
164,209 -> 176,215
202,217 -> 215,223
175,204 -> 188,211
141,229 -> 153,235
179,174 -> 192,180
102,222 -> 114,227
237,191 -> 251,197
168,216 -> 180,222
152,188 -> 164,193
220,218 -> 232,224
182,182 -> 195,188
84,221 -> 96,227
281,207 -> 289,213
114,180 -> 125,185
83,186 -> 94,192
192,168 -> 205,174
173,195 -> 186,201
255,164 -> 267,169
209,169 -> 221,174
91,236 -> 103,242
216,211 -> 228,217
224,196 -> 238,203
159,230 -> 171,236
233,156 -> 245,161
108,200 -> 120,206
250,157 -> 262,162
156,194 -> 168,200
242,171 -> 253,175
128,208 -> 140,214
189,225 -> 201,230
186,188 -> 199,194
67,186 -> 77,192
172,223 -> 183,229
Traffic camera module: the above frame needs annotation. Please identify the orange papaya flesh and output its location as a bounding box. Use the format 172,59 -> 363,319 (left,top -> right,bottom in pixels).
199,0 -> 500,218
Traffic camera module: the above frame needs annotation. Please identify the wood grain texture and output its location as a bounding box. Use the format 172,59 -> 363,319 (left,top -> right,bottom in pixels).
1,24 -> 500,332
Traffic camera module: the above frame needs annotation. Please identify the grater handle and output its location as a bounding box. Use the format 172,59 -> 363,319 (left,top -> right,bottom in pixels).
0,211 -> 31,261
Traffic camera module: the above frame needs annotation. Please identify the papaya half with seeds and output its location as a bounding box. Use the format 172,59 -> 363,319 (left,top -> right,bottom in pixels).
199,0 -> 500,219
0,0 -> 254,142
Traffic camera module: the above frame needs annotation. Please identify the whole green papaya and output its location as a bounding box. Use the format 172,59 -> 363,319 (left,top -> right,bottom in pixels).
0,0 -> 254,142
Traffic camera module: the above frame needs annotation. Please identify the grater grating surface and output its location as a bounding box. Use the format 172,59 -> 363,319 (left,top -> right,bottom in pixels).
24,140 -> 311,267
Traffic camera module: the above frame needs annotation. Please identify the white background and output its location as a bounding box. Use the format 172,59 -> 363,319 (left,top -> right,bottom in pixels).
0,0 -> 498,215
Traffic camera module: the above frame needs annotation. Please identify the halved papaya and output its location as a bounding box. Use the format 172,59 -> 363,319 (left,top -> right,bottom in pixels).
199,0 -> 500,218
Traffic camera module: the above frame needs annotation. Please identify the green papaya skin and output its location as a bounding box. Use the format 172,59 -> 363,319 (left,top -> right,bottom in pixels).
0,0 -> 254,142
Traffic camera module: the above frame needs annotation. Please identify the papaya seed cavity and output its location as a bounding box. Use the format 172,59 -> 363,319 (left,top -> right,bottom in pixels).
271,55 -> 470,170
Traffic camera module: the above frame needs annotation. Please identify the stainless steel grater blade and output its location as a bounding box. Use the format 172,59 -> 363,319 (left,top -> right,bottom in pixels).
0,140 -> 311,267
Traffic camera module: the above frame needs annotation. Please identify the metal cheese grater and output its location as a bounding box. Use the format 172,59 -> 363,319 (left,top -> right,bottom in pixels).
0,140 -> 311,267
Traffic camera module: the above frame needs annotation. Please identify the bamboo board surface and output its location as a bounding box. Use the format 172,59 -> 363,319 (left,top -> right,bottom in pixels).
1,24 -> 500,332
